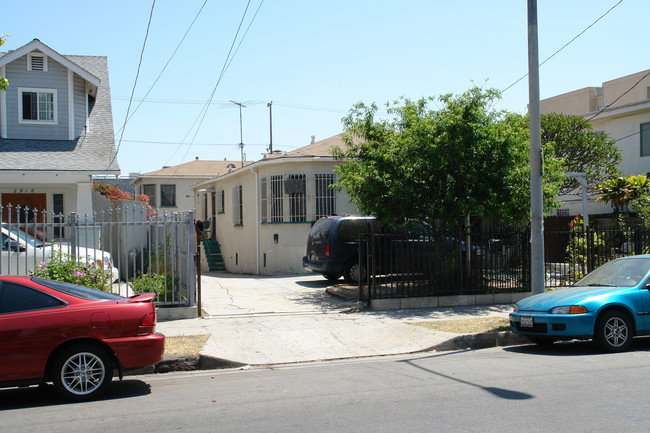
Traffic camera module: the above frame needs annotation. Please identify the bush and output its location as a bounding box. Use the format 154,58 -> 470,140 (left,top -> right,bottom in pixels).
30,249 -> 113,291
130,272 -> 178,302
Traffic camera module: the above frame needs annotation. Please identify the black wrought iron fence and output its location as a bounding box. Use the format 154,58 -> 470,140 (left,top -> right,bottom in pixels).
359,224 -> 650,300
359,226 -> 530,300
545,226 -> 650,289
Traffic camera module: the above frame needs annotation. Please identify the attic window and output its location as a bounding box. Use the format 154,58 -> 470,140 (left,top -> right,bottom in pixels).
27,53 -> 48,72
18,87 -> 57,124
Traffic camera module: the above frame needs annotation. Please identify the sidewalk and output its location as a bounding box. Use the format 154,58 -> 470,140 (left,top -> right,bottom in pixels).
153,273 -> 529,371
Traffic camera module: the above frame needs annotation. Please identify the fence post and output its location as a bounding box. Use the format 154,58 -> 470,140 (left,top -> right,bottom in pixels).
187,211 -> 199,314
69,213 -> 77,257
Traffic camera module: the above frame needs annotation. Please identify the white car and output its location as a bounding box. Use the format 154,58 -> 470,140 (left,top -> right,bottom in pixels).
1,225 -> 119,282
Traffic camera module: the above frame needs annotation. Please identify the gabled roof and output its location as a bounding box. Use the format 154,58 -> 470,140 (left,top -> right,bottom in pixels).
264,133 -> 345,159
138,159 -> 253,179
0,39 -> 100,87
0,43 -> 118,173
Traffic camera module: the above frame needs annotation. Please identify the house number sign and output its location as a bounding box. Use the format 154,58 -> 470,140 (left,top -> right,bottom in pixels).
11,188 -> 36,193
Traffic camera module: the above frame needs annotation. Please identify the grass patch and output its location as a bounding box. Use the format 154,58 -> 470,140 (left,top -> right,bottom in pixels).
165,335 -> 210,355
408,317 -> 511,333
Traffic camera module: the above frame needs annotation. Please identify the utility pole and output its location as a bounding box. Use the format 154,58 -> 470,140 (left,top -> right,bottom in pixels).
528,0 -> 545,294
230,100 -> 246,167
267,101 -> 273,154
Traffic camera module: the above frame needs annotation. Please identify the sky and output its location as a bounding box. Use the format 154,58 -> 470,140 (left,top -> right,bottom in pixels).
2,0 -> 649,176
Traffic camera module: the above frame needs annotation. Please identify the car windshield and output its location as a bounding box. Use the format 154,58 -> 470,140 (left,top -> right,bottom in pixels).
573,257 -> 650,288
1,224 -> 44,247
33,277 -> 123,300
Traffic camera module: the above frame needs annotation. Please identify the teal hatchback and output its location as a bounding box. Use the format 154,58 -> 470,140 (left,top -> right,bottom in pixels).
510,255 -> 650,352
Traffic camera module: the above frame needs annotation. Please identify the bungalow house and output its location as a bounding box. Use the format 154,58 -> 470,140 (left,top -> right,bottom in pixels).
0,39 -> 119,222
133,158 -> 252,213
193,134 -> 358,275
541,69 -> 650,217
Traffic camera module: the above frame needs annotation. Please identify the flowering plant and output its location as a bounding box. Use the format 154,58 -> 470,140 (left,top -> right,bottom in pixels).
93,183 -> 150,206
31,249 -> 112,291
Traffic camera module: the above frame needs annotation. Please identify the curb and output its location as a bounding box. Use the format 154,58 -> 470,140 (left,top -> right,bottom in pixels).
427,331 -> 531,352
131,331 -> 531,375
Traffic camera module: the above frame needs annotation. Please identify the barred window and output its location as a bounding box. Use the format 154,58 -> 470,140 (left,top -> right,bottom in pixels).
315,174 -> 336,219
260,177 -> 268,223
270,175 -> 283,222
233,185 -> 243,226
287,174 -> 306,222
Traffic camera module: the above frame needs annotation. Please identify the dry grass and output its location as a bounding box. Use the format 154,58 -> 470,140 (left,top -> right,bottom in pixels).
408,317 -> 511,333
165,335 -> 210,355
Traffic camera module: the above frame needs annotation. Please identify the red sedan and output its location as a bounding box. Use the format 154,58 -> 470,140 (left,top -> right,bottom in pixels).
0,276 -> 165,401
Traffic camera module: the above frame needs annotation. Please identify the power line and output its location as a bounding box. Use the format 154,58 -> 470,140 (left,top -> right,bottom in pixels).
113,0 -> 209,138
106,0 -> 156,170
121,139 -> 297,147
587,69 -> 650,121
177,0 -> 266,164
500,0 -> 624,95
158,0 -> 265,173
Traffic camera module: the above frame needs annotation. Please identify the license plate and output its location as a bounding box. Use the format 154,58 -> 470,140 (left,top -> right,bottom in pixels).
520,316 -> 534,328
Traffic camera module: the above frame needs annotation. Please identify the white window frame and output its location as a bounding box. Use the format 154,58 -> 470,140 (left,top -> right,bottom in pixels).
27,53 -> 48,72
17,87 -> 57,125
233,185 -> 243,226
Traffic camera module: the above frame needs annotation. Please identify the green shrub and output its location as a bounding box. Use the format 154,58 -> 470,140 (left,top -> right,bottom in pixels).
130,272 -> 178,302
30,249 -> 112,291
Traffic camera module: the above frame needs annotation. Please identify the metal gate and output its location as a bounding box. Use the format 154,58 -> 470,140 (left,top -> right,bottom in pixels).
1,203 -> 197,307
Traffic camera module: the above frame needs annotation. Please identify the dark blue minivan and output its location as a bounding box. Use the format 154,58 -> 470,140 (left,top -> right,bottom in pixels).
302,216 -> 374,284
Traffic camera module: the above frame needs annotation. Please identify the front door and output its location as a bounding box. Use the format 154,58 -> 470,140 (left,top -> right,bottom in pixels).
1,193 -> 47,223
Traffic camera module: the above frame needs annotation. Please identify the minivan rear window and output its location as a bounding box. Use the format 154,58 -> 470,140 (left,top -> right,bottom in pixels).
338,219 -> 371,241
309,218 -> 334,240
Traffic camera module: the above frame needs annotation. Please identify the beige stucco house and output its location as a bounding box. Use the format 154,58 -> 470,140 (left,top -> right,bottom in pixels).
133,158 -> 252,213
193,134 -> 358,275
541,69 -> 650,216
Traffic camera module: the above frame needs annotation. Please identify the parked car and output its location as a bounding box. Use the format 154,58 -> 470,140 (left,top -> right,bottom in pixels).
0,276 -> 165,401
303,216 -> 375,284
1,224 -> 119,282
509,255 -> 650,352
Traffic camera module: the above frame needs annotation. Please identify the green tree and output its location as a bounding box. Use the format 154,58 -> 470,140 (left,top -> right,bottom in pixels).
0,34 -> 8,91
332,86 -> 564,226
541,113 -> 621,195
597,174 -> 650,213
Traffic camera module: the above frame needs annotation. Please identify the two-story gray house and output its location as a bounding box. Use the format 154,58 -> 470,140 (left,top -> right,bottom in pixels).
0,39 -> 119,223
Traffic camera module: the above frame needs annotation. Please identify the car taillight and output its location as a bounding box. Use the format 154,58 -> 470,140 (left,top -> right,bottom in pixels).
138,312 -> 156,335
325,243 -> 331,258
141,312 -> 156,326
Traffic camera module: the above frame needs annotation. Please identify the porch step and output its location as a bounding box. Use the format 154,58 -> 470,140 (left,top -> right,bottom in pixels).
202,239 -> 226,272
